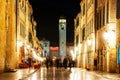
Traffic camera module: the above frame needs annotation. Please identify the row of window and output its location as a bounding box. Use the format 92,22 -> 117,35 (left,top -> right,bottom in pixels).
86,0 -> 93,11
86,19 -> 93,37
75,19 -> 93,43
75,1 -> 109,43
117,0 -> 120,18
75,0 -> 94,43
82,0 -> 93,16
96,3 -> 109,30
19,0 -> 26,13
19,0 -> 32,21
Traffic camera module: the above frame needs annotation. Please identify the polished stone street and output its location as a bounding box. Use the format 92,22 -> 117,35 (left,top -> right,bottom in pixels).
0,67 -> 120,80
24,67 -> 120,80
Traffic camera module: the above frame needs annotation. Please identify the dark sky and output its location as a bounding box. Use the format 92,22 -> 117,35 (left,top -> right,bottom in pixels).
28,0 -> 81,46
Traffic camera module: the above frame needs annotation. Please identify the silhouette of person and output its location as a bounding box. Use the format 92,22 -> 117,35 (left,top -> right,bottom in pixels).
56,57 -> 60,68
63,56 -> 68,69
46,57 -> 49,69
28,56 -> 32,69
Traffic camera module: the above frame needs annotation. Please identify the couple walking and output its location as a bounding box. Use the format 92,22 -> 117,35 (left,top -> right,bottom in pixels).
63,56 -> 72,69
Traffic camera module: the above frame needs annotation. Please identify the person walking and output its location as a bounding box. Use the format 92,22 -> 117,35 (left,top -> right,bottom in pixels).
45,57 -> 49,69
56,57 -> 60,68
68,56 -> 72,69
63,56 -> 68,69
59,57 -> 63,68
28,56 -> 32,69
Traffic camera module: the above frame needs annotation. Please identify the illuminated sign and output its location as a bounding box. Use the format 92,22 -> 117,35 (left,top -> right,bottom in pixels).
50,47 -> 58,51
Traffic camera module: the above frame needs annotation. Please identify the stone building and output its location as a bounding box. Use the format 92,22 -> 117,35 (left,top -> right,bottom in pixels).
74,0 -> 96,70
0,0 -> 6,72
16,0 -> 34,67
74,0 -> 117,72
0,0 -> 42,72
0,0 -> 17,72
96,0 -> 116,72
74,13 -> 81,68
41,39 -> 50,57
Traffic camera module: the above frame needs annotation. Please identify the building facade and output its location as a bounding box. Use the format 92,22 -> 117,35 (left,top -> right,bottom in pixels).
74,13 -> 81,67
96,0 -> 116,72
41,39 -> 50,57
0,0 -> 17,72
0,0 -> 6,72
74,0 -> 96,70
16,0 -> 34,66
0,0 -> 42,72
74,0 -> 117,72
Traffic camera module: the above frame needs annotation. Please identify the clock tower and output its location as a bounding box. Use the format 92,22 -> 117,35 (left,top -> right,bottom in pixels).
59,16 -> 66,58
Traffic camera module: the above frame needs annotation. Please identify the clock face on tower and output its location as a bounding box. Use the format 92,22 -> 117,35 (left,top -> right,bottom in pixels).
61,23 -> 65,30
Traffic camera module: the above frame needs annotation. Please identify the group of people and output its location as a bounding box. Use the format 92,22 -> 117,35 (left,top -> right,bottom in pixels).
25,56 -> 32,69
45,55 -> 76,69
45,57 -> 53,69
62,56 -> 75,69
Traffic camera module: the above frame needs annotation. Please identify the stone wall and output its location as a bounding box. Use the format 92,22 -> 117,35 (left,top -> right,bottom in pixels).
0,0 -> 6,72
0,0 -> 18,73
6,0 -> 17,69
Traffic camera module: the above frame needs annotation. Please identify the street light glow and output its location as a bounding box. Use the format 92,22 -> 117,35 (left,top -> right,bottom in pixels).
70,50 -> 75,60
26,45 -> 30,49
87,39 -> 91,45
103,31 -> 108,40
103,30 -> 116,47
17,41 -> 23,47
32,50 -> 43,62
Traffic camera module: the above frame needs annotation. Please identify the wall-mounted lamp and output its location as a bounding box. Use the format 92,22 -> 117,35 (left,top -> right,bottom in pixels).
17,41 -> 23,47
70,50 -> 75,60
87,39 -> 91,45
26,45 -> 30,49
78,43 -> 82,48
75,47 -> 78,51
103,30 -> 116,48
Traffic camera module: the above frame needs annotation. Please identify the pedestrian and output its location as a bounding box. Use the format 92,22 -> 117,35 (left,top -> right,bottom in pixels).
72,60 -> 76,67
68,57 -> 72,69
56,57 -> 59,68
28,56 -> 32,69
49,58 -> 53,67
63,56 -> 68,69
45,57 -> 49,69
59,57 -> 62,68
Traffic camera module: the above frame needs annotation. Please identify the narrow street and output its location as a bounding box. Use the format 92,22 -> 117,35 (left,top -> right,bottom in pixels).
23,67 -> 120,80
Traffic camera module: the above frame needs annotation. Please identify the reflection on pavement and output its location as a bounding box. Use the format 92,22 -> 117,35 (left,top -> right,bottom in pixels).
26,67 -> 115,80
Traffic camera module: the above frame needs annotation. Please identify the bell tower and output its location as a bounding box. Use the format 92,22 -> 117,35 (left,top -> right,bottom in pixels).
59,16 -> 66,58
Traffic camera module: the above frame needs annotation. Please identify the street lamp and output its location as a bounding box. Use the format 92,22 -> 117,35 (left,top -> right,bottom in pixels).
78,43 -> 82,49
26,45 -> 30,49
70,50 -> 75,60
17,41 -> 23,47
103,30 -> 116,48
87,39 -> 91,46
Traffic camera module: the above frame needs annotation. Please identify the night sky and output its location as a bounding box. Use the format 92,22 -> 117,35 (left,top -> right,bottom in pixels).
28,0 -> 81,46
